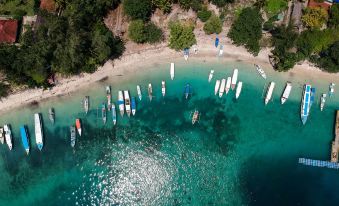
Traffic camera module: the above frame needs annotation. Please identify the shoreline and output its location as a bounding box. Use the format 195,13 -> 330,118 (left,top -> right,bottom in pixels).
0,38 -> 338,115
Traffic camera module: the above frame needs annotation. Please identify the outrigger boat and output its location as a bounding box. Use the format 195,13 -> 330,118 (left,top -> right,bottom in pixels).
20,126 -> 30,155
219,79 -> 226,97
48,108 -> 55,124
170,63 -> 175,80
191,110 -> 200,125
231,69 -> 238,90
320,93 -> 326,111
184,48 -> 189,61
208,70 -> 214,82
264,82 -> 275,105
106,86 -> 112,111
102,103 -> 107,124
225,77 -> 231,94
148,84 -> 153,101
83,96 -> 89,114
281,82 -> 292,104
162,81 -> 166,97
329,83 -> 335,97
184,83 -> 191,99
137,85 -> 142,100
76,119 -> 82,136
0,127 -> 4,144
254,64 -> 267,79
34,113 -> 44,151
112,103 -> 117,125
131,97 -> 136,116
124,90 -> 131,117
118,91 -> 125,117
214,80 -> 220,95
70,126 -> 76,148
235,82 -> 243,99
4,124 -> 12,150
301,84 -> 312,125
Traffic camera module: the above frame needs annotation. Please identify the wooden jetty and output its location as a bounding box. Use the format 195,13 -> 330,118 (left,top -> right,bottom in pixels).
331,110 -> 339,163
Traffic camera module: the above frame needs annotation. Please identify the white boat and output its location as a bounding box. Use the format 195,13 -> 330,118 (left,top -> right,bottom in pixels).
265,82 -> 275,105
219,79 -> 226,97
137,85 -> 142,100
320,93 -> 326,111
225,77 -> 231,94
4,124 -> 12,150
148,84 -> 153,101
231,69 -> 238,90
218,45 -> 224,56
281,82 -> 292,104
254,64 -> 267,79
329,83 -> 335,97
208,70 -> 214,82
214,80 -> 220,95
106,86 -> 111,111
112,103 -> 117,125
301,84 -> 312,125
162,81 -> 166,97
170,63 -> 175,80
184,49 -> 189,61
34,113 -> 44,151
0,127 -> 4,144
124,90 -> 131,117
83,96 -> 89,114
235,82 -> 243,99
118,91 -> 124,117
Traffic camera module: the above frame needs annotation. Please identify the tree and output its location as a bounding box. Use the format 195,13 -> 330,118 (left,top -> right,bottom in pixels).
301,7 -> 328,29
178,0 -> 203,11
152,0 -> 173,13
228,7 -> 263,55
128,20 -> 163,43
145,23 -> 163,43
0,83 -> 9,99
169,21 -> 196,51
312,41 -> 339,72
123,0 -> 152,20
329,4 -> 339,28
210,0 -> 234,8
203,15 -> 222,34
197,6 -> 212,22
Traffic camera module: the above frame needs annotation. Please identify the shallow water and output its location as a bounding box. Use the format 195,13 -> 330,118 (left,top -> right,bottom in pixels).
0,59 -> 339,206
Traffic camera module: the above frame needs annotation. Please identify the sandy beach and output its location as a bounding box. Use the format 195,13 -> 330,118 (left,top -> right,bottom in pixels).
0,33 -> 338,115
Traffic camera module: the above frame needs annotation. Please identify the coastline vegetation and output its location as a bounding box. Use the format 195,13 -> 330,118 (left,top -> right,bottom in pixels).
169,21 -> 196,51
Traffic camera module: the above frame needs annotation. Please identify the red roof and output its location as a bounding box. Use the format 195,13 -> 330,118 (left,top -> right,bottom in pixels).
308,0 -> 331,11
40,0 -> 56,12
0,19 -> 18,43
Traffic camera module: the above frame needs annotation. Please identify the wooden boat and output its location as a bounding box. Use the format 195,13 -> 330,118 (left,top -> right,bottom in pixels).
219,79 -> 226,97
0,127 -> 4,144
118,91 -> 124,117
49,108 -> 55,124
254,64 -> 267,79
34,113 -> 44,151
235,82 -> 243,99
124,90 -> 131,117
83,96 -> 89,114
225,77 -> 231,94
320,93 -> 326,111
148,84 -> 153,101
184,83 -> 191,99
20,126 -> 30,155
162,81 -> 166,97
281,82 -> 292,104
76,118 -> 82,136
191,110 -> 200,125
106,86 -> 111,111
231,69 -> 238,90
329,83 -> 335,97
70,126 -> 76,147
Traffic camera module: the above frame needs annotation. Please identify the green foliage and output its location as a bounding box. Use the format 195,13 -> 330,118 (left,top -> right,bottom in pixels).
312,41 -> 339,72
178,0 -> 203,11
145,22 -> 163,43
197,6 -> 212,22
264,0 -> 288,15
0,83 -> 9,99
123,0 -> 152,20
263,15 -> 279,31
169,21 -> 197,51
329,4 -> 339,28
203,15 -> 222,34
152,0 -> 173,13
228,7 -> 263,55
301,7 -> 328,29
128,20 -> 163,44
0,0 -> 36,16
210,0 -> 234,8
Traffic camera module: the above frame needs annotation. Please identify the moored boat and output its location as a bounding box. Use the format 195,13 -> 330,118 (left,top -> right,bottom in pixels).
214,80 -> 220,95
118,91 -> 124,117
184,83 -> 191,99
4,124 -> 12,150
218,45 -> 224,56
162,81 -> 166,97
225,77 -> 231,94
131,97 -> 136,116
254,64 -> 267,79
301,84 -> 312,125
20,126 -> 30,155
235,82 -> 243,99
310,88 -> 316,106
102,103 -> 107,124
170,63 -> 175,80
208,70 -> 214,82
191,110 -> 200,125
34,113 -> 44,151
329,83 -> 335,97
76,119 -> 82,136
112,103 -> 117,125
215,36 -> 219,48
106,86 -> 111,111
137,85 -> 142,100
48,108 -> 55,124
184,48 -> 189,61
281,82 -> 292,104
231,69 -> 238,90
148,84 -> 153,101
0,127 -> 4,144
219,79 -> 226,97
70,126 -> 76,147
320,93 -> 326,111
124,90 -> 131,117
83,96 -> 89,114
264,82 -> 275,105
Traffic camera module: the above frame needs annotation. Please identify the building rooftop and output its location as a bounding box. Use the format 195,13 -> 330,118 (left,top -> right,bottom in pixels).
308,0 -> 332,11
0,19 -> 18,43
40,0 -> 56,12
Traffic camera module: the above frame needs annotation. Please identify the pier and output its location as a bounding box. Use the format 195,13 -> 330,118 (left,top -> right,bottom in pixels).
331,110 -> 339,162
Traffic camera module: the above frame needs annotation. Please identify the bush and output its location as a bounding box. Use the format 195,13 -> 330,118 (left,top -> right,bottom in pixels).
0,83 -> 9,99
263,15 -> 278,31
210,0 -> 234,8
197,6 -> 212,22
301,7 -> 328,29
169,21 -> 196,51
152,0 -> 173,13
329,4 -> 339,28
123,0 -> 152,20
178,0 -> 203,11
203,15 -> 222,34
145,23 -> 163,43
128,20 -> 163,44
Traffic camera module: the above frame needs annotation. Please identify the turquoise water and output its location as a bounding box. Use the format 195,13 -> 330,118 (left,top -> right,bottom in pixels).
0,59 -> 339,205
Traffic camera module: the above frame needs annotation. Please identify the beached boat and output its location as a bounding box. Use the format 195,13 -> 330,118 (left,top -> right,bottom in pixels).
231,69 -> 238,90
218,45 -> 224,56
0,127 -> 4,144
124,90 -> 131,117
34,113 -> 43,151
70,126 -> 76,148
170,63 -> 175,80
83,96 -> 89,114
254,64 -> 267,79
235,82 -> 243,99
106,86 -> 111,111
301,84 -> 312,125
4,124 -> 12,150
225,77 -> 232,94
265,82 -> 275,105
215,36 -> 219,48
102,103 -> 107,124
162,81 -> 166,97
191,110 -> 200,125
214,80 -> 220,95
320,93 -> 326,111
208,70 -> 214,82
310,88 -> 316,106
48,108 -> 55,124
137,85 -> 142,100
329,83 -> 335,97
219,79 -> 226,97
184,48 -> 189,61
281,82 -> 292,104
131,97 -> 136,116
184,83 -> 191,99
148,84 -> 153,101
20,126 -> 30,155
76,119 -> 82,136
118,91 -> 124,117
112,103 -> 117,125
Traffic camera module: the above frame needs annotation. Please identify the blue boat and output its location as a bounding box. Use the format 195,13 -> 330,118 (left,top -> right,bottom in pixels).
301,84 -> 312,125
184,84 -> 191,99
20,126 -> 30,155
310,88 -> 316,105
215,36 -> 219,48
131,97 -> 136,116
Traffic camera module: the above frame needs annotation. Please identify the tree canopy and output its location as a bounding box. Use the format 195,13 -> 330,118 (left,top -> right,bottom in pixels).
301,7 -> 328,29
312,41 -> 339,72
152,0 -> 173,13
168,21 -> 197,51
329,4 -> 339,28
197,6 -> 212,22
178,0 -> 203,11
128,20 -> 163,43
203,15 -> 223,34
123,0 -> 153,20
210,0 -> 234,8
